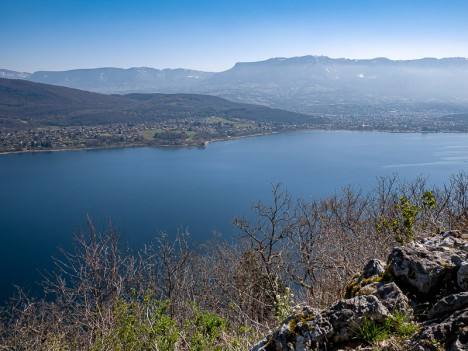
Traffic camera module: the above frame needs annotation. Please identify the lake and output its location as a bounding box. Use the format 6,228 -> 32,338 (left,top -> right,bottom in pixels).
1,130 -> 468,302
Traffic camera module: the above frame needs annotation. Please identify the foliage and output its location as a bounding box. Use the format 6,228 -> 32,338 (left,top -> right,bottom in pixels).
355,317 -> 392,344
274,287 -> 298,323
185,303 -> 227,351
355,311 -> 419,345
390,310 -> 420,339
91,296 -> 178,351
376,190 -> 437,244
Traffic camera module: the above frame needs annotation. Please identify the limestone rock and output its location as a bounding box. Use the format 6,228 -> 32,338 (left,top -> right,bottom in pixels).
362,259 -> 386,278
344,259 -> 387,299
251,296 -> 390,351
372,282 -> 411,314
411,309 -> 468,351
419,230 -> 468,266
388,245 -> 456,294
325,295 -> 390,344
251,307 -> 323,351
458,262 -> 468,291
427,291 -> 468,319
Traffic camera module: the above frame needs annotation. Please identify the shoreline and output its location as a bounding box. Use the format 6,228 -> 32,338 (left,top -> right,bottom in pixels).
1,128 -> 467,156
0,130 -> 283,156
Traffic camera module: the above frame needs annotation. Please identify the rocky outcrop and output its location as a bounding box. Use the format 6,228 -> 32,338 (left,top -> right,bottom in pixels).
412,310 -> 468,351
458,262 -> 468,291
427,292 -> 468,319
388,231 -> 467,295
252,295 -> 390,351
251,231 -> 468,351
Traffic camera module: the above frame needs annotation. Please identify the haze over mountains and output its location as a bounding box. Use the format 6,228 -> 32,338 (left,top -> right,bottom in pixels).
3,56 -> 468,116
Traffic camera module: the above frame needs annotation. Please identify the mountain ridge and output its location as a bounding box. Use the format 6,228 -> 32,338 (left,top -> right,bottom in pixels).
5,55 -> 468,96
3,55 -> 468,118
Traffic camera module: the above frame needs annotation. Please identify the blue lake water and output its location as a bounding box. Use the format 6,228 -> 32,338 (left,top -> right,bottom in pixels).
1,130 -> 468,302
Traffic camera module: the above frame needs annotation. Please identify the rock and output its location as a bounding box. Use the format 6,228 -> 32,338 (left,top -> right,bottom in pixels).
324,295 -> 390,344
428,291 -> 468,319
388,245 -> 456,294
300,309 -> 333,344
373,282 -> 411,314
251,336 -> 270,351
363,259 -> 386,278
411,309 -> 468,351
458,262 -> 468,291
252,296 -> 390,350
251,307 -> 323,351
344,259 -> 387,299
420,231 -> 468,265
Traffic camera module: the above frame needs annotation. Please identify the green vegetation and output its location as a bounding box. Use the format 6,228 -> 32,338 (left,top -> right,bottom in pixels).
205,116 -> 230,123
274,287 -> 298,323
355,317 -> 392,344
376,190 -> 437,244
141,129 -> 163,141
355,311 -> 420,346
391,310 -> 420,339
89,296 -> 234,351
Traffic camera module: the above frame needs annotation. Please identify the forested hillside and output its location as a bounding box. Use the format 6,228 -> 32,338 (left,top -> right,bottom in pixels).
0,78 -> 319,129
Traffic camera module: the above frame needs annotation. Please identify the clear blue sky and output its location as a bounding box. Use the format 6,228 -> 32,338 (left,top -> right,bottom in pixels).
2,0 -> 468,72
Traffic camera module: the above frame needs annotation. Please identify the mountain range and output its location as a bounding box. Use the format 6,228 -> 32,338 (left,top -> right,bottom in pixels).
0,78 -> 317,129
3,56 -> 468,115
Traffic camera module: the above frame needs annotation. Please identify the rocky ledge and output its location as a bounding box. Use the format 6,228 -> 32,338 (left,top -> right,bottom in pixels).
252,231 -> 468,351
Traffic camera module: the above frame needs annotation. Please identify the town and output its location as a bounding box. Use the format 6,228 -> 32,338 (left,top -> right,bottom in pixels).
2,107 -> 468,154
0,117 -> 296,153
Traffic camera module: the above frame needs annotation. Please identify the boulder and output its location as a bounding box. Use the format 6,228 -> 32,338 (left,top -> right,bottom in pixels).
411,309 -> 468,351
251,296 -> 390,351
388,245 -> 456,294
427,291 -> 468,319
372,282 -> 411,314
324,295 -> 390,344
457,262 -> 468,291
362,259 -> 386,278
344,259 -> 387,299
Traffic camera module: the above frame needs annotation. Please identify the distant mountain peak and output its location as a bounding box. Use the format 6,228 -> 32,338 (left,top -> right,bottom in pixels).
0,69 -> 31,79
3,54 -> 468,111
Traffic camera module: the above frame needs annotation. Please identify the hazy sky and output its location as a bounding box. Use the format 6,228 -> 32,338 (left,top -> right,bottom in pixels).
2,0 -> 468,72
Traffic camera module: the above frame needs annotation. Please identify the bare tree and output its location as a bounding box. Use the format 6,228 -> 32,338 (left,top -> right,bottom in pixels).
41,216 -> 140,347
141,229 -> 191,320
233,184 -> 295,305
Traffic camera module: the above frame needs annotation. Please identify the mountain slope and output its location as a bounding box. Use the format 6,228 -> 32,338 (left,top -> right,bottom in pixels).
5,56 -> 468,117
0,69 -> 30,80
200,56 -> 468,110
0,78 -> 318,129
8,56 -> 468,105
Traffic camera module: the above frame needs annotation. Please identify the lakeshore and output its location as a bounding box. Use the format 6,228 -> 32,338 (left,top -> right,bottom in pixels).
4,117 -> 468,156
0,118 -> 300,155
2,130 -> 468,303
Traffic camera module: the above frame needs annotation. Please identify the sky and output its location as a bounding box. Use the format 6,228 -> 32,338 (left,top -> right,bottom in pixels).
2,0 -> 468,73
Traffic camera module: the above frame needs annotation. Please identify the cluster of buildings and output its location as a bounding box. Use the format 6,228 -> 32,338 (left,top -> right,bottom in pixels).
0,118 -> 285,153
0,124 -> 144,153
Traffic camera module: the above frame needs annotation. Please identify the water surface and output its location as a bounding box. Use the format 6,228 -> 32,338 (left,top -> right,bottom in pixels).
1,131 -> 468,302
